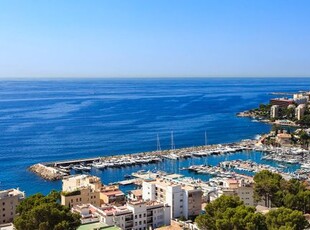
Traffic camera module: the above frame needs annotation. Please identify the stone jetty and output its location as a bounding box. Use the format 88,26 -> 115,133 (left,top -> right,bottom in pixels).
29,163 -> 65,181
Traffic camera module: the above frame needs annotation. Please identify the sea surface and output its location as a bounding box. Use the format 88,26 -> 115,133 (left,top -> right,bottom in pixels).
0,77 -> 309,195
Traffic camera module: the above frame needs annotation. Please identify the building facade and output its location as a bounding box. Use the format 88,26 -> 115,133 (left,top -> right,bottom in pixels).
61,175 -> 101,207
270,105 -> 279,118
0,188 -> 25,224
142,179 -> 202,219
296,104 -> 306,120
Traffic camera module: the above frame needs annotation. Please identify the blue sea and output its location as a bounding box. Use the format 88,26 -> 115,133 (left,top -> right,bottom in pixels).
0,77 -> 309,195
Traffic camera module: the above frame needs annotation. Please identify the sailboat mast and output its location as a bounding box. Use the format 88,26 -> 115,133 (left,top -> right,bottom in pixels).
205,131 -> 207,146
171,131 -> 175,150
157,134 -> 161,152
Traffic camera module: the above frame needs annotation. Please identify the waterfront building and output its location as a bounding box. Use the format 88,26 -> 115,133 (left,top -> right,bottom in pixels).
0,188 -> 25,224
142,178 -> 203,219
100,185 -> 125,206
61,175 -> 101,207
270,105 -> 279,118
73,201 -> 171,230
270,98 -> 294,108
296,104 -> 306,120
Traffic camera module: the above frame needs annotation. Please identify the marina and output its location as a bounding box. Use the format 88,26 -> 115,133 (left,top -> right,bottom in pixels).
29,140 -> 256,180
29,138 -> 310,186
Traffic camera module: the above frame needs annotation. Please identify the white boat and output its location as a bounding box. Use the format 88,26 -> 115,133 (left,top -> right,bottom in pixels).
301,163 -> 310,169
73,164 -> 91,171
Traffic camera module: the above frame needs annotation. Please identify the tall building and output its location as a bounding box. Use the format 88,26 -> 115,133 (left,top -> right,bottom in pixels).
296,104 -> 306,120
142,179 -> 202,219
61,175 -> 101,207
0,188 -> 25,224
270,105 -> 279,118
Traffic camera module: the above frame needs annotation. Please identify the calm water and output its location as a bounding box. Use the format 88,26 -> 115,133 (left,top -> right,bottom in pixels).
0,78 -> 309,195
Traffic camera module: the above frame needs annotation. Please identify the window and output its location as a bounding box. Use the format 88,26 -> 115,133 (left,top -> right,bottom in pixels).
139,214 -> 142,218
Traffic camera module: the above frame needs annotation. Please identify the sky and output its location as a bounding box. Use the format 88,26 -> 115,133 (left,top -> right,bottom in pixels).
0,0 -> 310,78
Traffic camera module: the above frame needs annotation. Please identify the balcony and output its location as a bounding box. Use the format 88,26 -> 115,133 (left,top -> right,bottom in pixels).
147,211 -> 153,216
125,222 -> 133,228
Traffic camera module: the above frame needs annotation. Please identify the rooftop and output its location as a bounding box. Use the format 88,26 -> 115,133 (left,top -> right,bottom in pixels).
0,188 -> 25,199
77,222 -> 120,230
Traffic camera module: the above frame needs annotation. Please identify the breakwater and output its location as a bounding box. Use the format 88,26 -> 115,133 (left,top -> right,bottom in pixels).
29,140 -> 256,180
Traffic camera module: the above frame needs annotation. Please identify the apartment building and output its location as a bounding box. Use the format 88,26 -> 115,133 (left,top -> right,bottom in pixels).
270,105 -> 279,118
296,104 -> 306,120
142,179 -> 202,219
73,201 -> 171,230
100,185 -> 125,206
61,175 -> 101,207
216,178 -> 256,206
0,188 -> 25,224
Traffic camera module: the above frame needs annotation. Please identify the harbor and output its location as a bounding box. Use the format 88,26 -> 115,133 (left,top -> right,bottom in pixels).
29,139 -> 256,180
28,137 -> 310,188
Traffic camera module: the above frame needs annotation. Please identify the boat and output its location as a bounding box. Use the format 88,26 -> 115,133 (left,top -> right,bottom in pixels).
124,174 -> 132,179
72,164 -> 91,171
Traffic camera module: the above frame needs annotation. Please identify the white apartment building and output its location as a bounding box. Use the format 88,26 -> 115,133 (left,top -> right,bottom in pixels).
296,104 -> 306,120
142,179 -> 202,219
270,105 -> 279,118
0,188 -> 25,224
73,201 -> 171,230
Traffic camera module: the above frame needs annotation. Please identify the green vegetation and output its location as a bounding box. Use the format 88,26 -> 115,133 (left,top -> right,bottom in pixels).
61,190 -> 81,197
254,170 -> 310,212
297,115 -> 310,127
195,195 -> 267,230
196,171 -> 310,230
266,207 -> 308,230
249,103 -> 272,118
195,195 -> 309,230
14,190 -> 81,230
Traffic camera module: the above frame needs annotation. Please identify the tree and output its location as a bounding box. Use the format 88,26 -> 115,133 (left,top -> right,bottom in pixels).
265,207 -> 309,230
14,191 -> 81,230
195,195 -> 267,230
254,170 -> 284,207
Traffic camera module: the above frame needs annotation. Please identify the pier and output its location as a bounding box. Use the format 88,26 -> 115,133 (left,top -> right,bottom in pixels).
29,139 -> 256,180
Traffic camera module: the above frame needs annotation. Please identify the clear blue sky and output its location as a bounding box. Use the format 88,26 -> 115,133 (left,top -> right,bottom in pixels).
0,0 -> 310,78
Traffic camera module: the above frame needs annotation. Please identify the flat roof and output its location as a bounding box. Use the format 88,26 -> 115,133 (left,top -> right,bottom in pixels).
77,222 -> 121,230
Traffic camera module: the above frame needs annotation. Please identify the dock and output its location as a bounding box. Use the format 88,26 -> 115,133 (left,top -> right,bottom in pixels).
29,139 -> 257,181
